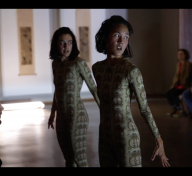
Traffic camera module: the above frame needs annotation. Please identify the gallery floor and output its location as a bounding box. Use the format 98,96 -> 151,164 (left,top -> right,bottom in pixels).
0,98 -> 192,167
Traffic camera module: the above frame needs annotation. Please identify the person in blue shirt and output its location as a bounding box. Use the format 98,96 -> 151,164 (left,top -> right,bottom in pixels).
182,86 -> 192,118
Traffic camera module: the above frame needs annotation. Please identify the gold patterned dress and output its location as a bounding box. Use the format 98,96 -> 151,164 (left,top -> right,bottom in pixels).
92,58 -> 160,167
52,57 -> 100,167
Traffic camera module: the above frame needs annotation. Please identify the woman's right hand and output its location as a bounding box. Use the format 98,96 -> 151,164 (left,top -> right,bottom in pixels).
151,137 -> 170,167
48,112 -> 55,129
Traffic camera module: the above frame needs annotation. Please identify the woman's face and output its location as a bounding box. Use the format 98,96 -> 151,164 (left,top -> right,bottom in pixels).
106,24 -> 129,58
57,34 -> 73,58
178,50 -> 186,62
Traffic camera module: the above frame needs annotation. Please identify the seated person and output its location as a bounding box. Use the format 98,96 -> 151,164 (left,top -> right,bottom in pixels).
166,49 -> 192,117
0,103 -> 4,167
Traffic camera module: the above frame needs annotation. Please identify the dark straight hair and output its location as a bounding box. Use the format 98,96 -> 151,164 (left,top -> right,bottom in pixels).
95,15 -> 133,58
49,27 -> 80,61
178,49 -> 190,60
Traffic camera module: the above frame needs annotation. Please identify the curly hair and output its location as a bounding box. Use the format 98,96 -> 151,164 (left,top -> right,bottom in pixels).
95,15 -> 133,58
178,49 -> 190,60
49,27 -> 80,61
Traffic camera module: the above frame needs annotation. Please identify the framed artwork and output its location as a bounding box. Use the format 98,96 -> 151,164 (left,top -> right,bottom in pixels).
76,9 -> 92,70
20,27 -> 32,65
17,9 -> 36,75
79,27 -> 89,62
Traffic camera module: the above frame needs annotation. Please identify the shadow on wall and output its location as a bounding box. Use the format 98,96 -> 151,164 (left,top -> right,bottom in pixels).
128,9 -> 179,95
128,9 -> 162,95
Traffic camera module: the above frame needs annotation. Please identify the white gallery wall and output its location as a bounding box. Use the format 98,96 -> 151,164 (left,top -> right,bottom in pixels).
58,9 -> 127,94
106,9 -> 128,20
0,9 -> 111,99
59,9 -> 107,94
0,9 -> 179,99
0,9 -> 130,99
0,9 -> 53,97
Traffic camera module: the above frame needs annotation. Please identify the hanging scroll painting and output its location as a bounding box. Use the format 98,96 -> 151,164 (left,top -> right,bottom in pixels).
79,27 -> 89,62
17,9 -> 36,75
76,9 -> 92,70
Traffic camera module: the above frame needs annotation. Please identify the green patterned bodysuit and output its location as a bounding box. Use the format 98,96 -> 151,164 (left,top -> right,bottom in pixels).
92,58 -> 160,167
52,57 -> 100,167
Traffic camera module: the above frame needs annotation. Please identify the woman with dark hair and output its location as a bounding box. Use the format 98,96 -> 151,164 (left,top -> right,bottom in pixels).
166,49 -> 192,117
92,15 -> 170,167
48,27 -> 100,167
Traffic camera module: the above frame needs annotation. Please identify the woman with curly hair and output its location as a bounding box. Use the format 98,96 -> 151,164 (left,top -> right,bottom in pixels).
92,15 -> 170,167
48,27 -> 100,167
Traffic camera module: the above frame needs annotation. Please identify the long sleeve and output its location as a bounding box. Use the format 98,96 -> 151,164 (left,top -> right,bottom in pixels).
128,67 -> 160,139
51,91 -> 57,112
77,59 -> 100,108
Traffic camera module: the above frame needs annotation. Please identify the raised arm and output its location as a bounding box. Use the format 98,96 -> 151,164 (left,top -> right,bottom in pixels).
128,67 -> 170,167
77,59 -> 100,108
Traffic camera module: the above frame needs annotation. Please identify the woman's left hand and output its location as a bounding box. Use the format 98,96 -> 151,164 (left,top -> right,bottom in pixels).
151,136 -> 170,167
48,112 -> 55,130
